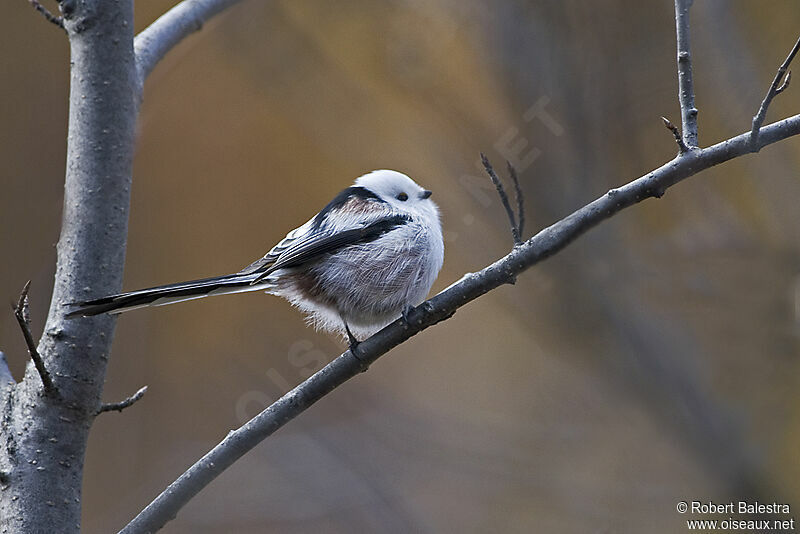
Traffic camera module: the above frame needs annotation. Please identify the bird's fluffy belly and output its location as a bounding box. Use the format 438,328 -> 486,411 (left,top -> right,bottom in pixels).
272,229 -> 434,338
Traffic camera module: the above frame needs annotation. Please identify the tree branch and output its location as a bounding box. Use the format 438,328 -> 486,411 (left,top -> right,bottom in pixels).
134,0 -> 247,83
675,0 -> 697,152
120,113 -> 800,534
481,153 -> 522,245
674,0 -> 698,149
751,35 -> 800,148
26,0 -> 66,32
98,385 -> 148,414
12,281 -> 57,396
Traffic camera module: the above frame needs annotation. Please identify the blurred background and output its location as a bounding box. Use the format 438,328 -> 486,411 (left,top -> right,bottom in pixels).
3,0 -> 800,532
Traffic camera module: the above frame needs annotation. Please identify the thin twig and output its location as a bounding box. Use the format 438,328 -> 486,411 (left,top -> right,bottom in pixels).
506,162 -> 525,239
13,281 -> 57,396
119,112 -> 800,534
98,386 -> 148,414
661,116 -> 689,153
480,153 -> 521,245
751,35 -> 800,147
674,0 -> 698,148
27,0 -> 66,31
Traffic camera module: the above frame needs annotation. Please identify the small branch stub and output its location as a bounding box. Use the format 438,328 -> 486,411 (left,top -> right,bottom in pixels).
13,281 -> 57,396
98,385 -> 148,414
751,35 -> 800,147
27,0 -> 66,31
480,154 -> 524,246
662,116 -> 689,153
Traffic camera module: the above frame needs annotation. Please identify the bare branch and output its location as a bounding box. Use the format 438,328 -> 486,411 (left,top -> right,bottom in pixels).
751,35 -> 800,147
506,162 -> 525,239
674,0 -> 698,149
134,0 -> 246,83
97,386 -> 148,414
12,281 -> 57,396
661,116 -> 689,153
26,0 -> 66,32
119,113 -> 800,534
480,154 -> 521,245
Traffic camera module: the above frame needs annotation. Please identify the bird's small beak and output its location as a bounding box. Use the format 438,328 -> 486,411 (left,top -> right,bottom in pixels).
420,190 -> 433,199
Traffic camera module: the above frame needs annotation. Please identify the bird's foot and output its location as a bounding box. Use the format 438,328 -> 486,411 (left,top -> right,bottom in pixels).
343,322 -> 362,359
401,304 -> 415,326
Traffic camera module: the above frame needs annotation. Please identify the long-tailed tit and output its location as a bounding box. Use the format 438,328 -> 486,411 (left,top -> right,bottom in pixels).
67,170 -> 444,346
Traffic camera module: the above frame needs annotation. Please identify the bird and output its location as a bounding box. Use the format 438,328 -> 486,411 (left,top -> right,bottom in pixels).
66,170 -> 445,349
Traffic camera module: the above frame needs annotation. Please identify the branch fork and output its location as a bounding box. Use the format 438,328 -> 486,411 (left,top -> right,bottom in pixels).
669,0 -> 800,157
751,36 -> 800,148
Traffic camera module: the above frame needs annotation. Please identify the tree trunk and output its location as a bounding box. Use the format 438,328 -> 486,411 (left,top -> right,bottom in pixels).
0,1 -> 138,531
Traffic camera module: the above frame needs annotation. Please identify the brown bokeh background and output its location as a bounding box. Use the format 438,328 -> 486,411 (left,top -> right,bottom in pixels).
3,1 -> 800,532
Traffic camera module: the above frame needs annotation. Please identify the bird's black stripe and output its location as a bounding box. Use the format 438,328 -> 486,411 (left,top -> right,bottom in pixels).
265,213 -> 411,274
311,186 -> 385,231
359,213 -> 411,241
65,274 -> 256,317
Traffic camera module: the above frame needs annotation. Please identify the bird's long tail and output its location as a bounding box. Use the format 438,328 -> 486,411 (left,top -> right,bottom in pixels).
65,273 -> 272,317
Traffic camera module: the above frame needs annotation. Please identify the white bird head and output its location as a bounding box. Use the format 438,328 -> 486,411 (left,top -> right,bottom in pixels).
355,170 -> 439,220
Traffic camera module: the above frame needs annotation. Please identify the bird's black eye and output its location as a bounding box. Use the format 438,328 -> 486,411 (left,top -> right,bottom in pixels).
396,192 -> 409,201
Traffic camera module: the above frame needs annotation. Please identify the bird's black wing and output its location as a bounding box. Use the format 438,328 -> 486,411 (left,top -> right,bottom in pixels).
238,186 -> 387,276
250,213 -> 410,284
